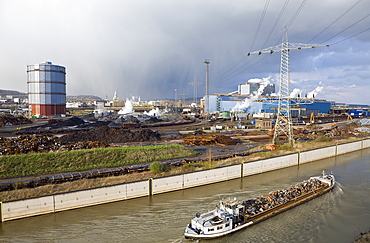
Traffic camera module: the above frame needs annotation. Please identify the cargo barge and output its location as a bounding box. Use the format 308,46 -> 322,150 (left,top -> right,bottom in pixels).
184,171 -> 335,239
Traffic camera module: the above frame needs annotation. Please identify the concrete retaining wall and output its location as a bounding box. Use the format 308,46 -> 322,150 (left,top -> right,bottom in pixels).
300,146 -> 336,164
54,184 -> 128,212
227,164 -> 242,180
242,154 -> 298,176
2,195 -> 54,221
126,180 -> 149,199
183,166 -> 229,188
2,138 -> 370,222
337,141 -> 362,155
262,154 -> 298,172
362,139 -> 370,148
152,175 -> 183,195
243,160 -> 262,176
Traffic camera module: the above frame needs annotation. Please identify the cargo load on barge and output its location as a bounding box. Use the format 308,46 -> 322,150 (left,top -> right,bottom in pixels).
184,171 -> 335,239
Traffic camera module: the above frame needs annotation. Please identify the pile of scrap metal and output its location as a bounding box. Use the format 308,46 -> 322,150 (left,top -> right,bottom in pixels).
0,115 -> 32,127
0,135 -> 107,155
243,178 -> 327,217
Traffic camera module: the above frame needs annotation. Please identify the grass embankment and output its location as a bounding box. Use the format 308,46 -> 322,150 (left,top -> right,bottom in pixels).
0,136 -> 365,201
0,144 -> 198,178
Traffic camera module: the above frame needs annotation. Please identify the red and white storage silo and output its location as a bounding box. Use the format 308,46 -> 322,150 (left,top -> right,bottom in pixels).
27,61 -> 66,117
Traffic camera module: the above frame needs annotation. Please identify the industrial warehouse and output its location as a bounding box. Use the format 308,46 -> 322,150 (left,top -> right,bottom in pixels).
205,80 -> 369,118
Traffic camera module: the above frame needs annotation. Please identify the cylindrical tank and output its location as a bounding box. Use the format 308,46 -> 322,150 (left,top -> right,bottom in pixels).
27,61 -> 66,117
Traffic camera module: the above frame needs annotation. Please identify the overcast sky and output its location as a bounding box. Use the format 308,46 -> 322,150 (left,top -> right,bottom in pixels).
1,0 -> 370,104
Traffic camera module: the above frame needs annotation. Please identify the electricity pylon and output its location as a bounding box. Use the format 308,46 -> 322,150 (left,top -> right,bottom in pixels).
179,93 -> 188,106
188,77 -> 202,105
247,29 -> 328,146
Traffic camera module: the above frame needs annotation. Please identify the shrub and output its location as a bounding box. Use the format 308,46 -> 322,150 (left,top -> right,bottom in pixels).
315,135 -> 331,142
149,161 -> 165,173
278,143 -> 295,151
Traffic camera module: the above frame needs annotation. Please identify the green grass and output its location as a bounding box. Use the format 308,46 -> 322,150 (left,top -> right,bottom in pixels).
0,145 -> 198,178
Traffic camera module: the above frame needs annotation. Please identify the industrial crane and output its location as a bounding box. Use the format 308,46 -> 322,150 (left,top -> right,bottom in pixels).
247,29 -> 328,146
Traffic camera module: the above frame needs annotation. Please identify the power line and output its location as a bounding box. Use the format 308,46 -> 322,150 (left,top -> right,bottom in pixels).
320,13 -> 370,44
286,0 -> 308,29
330,26 -> 370,46
212,56 -> 247,83
210,55 -> 270,86
217,55 -> 270,82
307,0 -> 363,43
262,0 -> 289,48
249,0 -> 270,51
210,56 -> 257,86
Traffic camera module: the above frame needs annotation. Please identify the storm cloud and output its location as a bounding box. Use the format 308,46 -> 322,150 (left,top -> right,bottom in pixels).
0,0 -> 370,104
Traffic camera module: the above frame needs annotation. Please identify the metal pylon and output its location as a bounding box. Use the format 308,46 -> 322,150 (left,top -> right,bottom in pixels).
247,29 -> 328,146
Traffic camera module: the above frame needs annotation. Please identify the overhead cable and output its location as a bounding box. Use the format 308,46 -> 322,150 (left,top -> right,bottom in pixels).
286,0 -> 308,29
210,55 -> 271,85
307,0 -> 363,43
330,26 -> 370,46
262,0 -> 289,48
249,0 -> 270,51
212,56 -> 247,82
210,56 -> 256,85
320,13 -> 370,44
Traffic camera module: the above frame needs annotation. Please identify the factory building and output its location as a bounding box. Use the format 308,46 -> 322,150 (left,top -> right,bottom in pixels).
27,61 -> 66,117
208,95 -> 331,116
205,81 -> 333,117
237,81 -> 275,96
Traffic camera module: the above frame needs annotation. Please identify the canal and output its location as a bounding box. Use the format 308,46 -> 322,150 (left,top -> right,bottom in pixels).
1,148 -> 370,242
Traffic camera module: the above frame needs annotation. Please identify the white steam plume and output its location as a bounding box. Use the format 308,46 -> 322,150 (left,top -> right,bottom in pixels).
307,85 -> 324,99
118,98 -> 134,114
290,88 -> 302,98
231,77 -> 272,112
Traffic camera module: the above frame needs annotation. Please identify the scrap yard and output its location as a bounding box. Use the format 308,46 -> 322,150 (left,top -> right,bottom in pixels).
1,113 -> 370,156
1,113 -> 370,173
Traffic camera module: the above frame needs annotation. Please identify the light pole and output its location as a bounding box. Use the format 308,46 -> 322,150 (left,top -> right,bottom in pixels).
174,89 -> 177,108
203,59 -> 210,117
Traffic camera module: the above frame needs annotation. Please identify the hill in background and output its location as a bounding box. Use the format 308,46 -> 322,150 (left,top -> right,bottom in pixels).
0,89 -> 102,102
0,89 -> 26,96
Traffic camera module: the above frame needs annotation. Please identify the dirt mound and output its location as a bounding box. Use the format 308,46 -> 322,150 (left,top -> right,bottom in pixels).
46,116 -> 86,128
144,116 -> 162,123
215,135 -> 237,145
0,115 -> 32,127
59,126 -> 161,144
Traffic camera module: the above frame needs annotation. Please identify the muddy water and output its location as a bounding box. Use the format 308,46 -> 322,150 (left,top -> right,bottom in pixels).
1,149 -> 370,243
